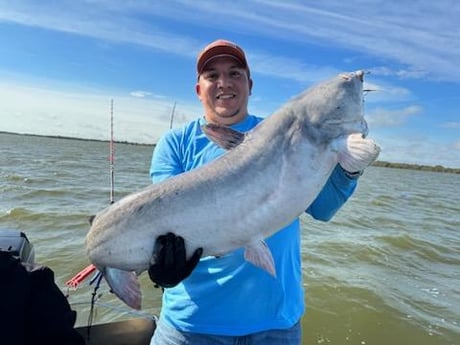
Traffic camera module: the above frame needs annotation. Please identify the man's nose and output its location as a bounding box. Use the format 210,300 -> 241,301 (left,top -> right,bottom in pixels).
217,74 -> 232,87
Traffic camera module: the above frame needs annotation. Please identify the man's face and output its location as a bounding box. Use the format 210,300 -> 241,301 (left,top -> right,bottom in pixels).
196,56 -> 252,126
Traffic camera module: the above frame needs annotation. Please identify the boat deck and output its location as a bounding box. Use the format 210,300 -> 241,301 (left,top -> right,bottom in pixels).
76,318 -> 156,345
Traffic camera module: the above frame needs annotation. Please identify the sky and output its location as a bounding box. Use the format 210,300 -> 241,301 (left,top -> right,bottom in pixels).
0,1 -> 459,168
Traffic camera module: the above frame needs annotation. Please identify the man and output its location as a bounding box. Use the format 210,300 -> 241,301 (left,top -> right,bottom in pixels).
148,39 -> 376,344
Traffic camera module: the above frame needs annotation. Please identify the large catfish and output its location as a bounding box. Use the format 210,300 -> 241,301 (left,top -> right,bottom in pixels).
85,70 -> 380,309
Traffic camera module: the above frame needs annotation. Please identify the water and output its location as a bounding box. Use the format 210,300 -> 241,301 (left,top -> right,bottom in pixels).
1,132 -> 459,344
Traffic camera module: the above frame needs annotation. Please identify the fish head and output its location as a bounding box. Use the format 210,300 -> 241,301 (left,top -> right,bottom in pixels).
293,70 -> 368,143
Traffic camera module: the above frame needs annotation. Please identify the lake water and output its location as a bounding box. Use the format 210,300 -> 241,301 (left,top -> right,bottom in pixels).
1,132 -> 459,344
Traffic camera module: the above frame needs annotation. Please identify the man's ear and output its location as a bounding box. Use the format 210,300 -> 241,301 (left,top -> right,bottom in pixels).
195,83 -> 202,99
248,78 -> 253,95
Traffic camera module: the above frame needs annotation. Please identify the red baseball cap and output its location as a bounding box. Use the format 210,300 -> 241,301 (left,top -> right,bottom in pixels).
196,39 -> 250,77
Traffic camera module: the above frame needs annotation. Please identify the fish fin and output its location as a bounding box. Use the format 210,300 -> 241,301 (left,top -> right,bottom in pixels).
335,133 -> 381,172
104,267 -> 142,310
244,240 -> 277,277
201,123 -> 245,150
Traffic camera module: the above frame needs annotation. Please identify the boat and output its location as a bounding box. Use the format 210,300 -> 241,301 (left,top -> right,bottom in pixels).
76,318 -> 155,345
0,228 -> 156,345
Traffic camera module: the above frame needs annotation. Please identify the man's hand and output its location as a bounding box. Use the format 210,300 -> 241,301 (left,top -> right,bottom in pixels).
338,133 -> 381,174
148,232 -> 203,288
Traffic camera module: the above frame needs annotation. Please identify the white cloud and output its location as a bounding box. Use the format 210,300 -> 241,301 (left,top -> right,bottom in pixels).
366,105 -> 422,128
0,80 -> 200,144
130,90 -> 153,98
1,1 -> 459,81
374,133 -> 460,168
441,122 -> 460,129
363,80 -> 413,104
455,141 -> 460,150
168,1 -> 460,81
369,66 -> 429,80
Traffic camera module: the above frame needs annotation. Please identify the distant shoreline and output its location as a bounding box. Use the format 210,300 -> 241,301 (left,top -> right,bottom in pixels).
371,160 -> 459,174
0,130 -> 154,147
2,131 -> 459,174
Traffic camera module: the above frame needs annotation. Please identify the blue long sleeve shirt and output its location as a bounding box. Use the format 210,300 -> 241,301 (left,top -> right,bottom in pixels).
149,114 -> 358,336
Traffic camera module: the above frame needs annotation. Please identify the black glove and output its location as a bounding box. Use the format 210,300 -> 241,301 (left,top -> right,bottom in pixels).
148,232 -> 203,288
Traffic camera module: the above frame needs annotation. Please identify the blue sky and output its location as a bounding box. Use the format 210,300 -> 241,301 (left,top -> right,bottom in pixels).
0,1 -> 459,168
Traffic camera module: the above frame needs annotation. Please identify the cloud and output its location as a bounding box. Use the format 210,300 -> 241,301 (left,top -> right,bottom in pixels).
0,79 -> 200,143
363,79 -> 414,104
375,133 -> 460,168
1,1 -> 459,82
441,122 -> 460,129
455,141 -> 460,150
166,1 -> 460,81
366,105 -> 422,128
130,90 -> 152,98
369,66 -> 429,80
249,52 -> 339,83
0,1 -> 202,58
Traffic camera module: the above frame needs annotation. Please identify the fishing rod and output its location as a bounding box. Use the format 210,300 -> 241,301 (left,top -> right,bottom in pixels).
169,101 -> 176,129
66,99 -> 115,288
66,99 -> 117,336
109,98 -> 115,204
